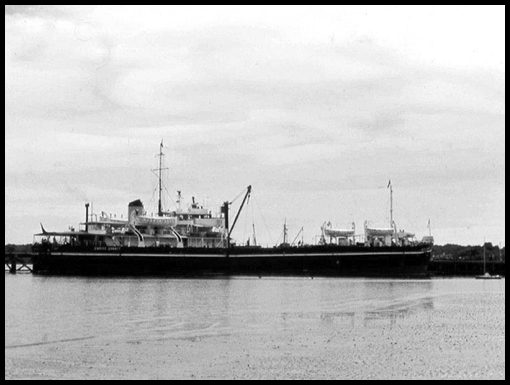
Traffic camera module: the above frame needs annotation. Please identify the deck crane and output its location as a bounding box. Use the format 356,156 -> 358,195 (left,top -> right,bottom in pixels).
222,185 -> 252,248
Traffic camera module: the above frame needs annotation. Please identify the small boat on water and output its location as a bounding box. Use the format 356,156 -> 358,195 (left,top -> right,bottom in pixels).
475,240 -> 502,279
476,272 -> 502,280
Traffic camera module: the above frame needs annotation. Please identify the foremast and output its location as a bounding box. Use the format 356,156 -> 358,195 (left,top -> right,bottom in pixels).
153,140 -> 168,217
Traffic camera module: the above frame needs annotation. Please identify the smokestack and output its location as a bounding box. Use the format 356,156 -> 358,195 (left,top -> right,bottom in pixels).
85,203 -> 90,232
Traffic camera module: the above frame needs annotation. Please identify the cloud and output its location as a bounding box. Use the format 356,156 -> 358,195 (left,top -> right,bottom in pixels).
5,5 -> 505,245
5,5 -> 58,16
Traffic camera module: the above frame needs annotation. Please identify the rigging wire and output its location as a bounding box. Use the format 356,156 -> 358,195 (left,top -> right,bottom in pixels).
163,185 -> 177,209
230,187 -> 248,205
274,228 -> 283,247
252,195 -> 275,246
251,195 -> 256,245
147,186 -> 158,215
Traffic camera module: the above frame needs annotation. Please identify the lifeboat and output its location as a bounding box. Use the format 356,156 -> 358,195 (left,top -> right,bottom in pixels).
133,215 -> 177,228
322,221 -> 355,237
364,221 -> 394,236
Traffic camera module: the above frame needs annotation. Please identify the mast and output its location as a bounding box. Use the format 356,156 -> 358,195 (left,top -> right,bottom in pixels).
283,219 -> 288,244
176,191 -> 182,211
152,141 -> 168,217
252,223 -> 257,246
483,237 -> 486,274
158,141 -> 163,216
388,179 -> 393,225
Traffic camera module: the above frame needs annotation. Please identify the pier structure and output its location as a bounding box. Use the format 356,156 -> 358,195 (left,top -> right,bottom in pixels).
429,259 -> 505,276
5,253 -> 34,274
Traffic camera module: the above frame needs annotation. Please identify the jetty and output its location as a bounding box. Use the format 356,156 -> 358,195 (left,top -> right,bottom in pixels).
5,253 -> 35,274
429,259 -> 505,277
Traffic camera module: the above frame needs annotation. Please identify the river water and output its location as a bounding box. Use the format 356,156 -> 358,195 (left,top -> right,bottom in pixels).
5,274 -> 505,380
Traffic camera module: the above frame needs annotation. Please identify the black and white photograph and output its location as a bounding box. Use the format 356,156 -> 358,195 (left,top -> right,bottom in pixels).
5,5 -> 505,380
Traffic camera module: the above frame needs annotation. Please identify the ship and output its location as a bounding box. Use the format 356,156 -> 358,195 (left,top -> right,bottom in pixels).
31,142 -> 434,277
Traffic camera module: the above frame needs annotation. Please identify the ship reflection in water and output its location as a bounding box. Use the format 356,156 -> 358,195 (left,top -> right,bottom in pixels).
5,276 -> 505,380
279,280 -> 435,329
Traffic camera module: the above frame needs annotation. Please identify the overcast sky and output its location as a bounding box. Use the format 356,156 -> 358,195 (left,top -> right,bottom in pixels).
5,5 -> 505,246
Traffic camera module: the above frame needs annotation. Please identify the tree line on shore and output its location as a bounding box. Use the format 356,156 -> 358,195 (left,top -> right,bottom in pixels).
5,244 -> 34,253
432,243 -> 505,262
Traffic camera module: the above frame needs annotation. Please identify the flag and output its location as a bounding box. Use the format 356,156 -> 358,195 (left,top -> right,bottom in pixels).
387,180 -> 391,188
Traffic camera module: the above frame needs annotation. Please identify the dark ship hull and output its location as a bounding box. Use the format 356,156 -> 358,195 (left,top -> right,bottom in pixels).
32,244 -> 432,278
